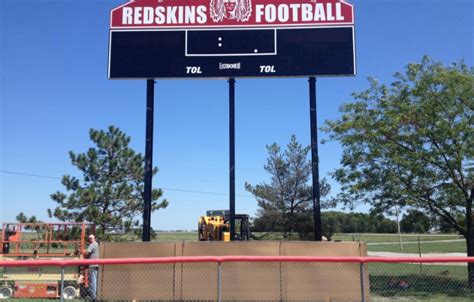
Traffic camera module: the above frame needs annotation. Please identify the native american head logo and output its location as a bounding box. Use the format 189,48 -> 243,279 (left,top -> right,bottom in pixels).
210,0 -> 252,22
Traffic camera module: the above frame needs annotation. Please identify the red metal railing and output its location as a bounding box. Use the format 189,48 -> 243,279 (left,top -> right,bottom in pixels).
1,256 -> 473,301
1,256 -> 473,267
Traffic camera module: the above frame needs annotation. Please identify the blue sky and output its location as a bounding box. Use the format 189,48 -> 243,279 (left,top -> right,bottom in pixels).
1,0 -> 472,230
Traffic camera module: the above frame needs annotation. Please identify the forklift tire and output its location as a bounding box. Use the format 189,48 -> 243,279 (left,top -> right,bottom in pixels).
0,287 -> 13,300
62,286 -> 77,300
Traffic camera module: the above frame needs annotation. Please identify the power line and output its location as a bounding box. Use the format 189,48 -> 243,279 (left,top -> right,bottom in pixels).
0,170 -> 61,180
0,169 -> 254,198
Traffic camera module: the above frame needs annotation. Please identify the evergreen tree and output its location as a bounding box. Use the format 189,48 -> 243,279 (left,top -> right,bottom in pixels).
16,212 -> 40,224
246,135 -> 332,239
49,126 -> 168,240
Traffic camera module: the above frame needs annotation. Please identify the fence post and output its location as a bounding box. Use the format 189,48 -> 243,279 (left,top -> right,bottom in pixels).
60,266 -> 65,302
359,262 -> 366,302
418,235 -> 423,273
217,262 -> 222,302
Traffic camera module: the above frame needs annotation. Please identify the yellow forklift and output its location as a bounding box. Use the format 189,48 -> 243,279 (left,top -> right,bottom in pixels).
198,210 -> 250,241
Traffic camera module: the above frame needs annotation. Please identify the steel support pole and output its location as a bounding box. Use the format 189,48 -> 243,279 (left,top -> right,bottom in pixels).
309,77 -> 322,241
60,267 -> 65,302
229,78 -> 236,241
359,262 -> 366,302
217,262 -> 222,302
418,235 -> 423,273
143,79 -> 155,242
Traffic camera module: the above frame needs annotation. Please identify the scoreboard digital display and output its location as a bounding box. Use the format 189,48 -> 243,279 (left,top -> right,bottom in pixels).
108,0 -> 356,79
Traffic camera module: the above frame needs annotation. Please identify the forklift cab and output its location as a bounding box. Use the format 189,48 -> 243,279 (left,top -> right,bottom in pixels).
231,214 -> 250,241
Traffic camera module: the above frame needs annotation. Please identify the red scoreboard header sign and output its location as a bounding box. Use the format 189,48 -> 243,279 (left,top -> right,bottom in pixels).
108,0 -> 356,79
111,0 -> 354,29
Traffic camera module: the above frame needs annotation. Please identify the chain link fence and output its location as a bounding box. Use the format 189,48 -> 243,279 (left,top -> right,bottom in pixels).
1,257 -> 473,301
369,261 -> 473,301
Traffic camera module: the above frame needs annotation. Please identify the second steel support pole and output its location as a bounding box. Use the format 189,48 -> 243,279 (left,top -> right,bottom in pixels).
229,78 -> 236,241
309,77 -> 322,241
359,262 -> 366,302
217,262 -> 222,302
143,79 -> 155,242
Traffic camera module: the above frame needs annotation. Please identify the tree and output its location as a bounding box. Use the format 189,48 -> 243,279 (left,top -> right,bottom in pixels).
15,212 -> 42,232
433,213 -> 465,234
49,126 -> 169,240
253,210 -> 397,241
366,210 -> 399,233
16,212 -> 40,224
324,57 -> 473,285
245,135 -> 332,239
400,209 -> 431,233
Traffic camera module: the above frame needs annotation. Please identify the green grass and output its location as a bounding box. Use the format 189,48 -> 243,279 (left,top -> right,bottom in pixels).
368,263 -> 473,301
250,233 -> 466,254
333,233 -> 463,243
105,231 -> 199,242
369,263 -> 467,278
330,233 -> 466,254
368,240 -> 466,254
251,232 -> 288,240
155,231 -> 198,242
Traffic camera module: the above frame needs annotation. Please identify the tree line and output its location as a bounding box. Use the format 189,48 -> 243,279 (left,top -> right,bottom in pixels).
251,210 -> 398,240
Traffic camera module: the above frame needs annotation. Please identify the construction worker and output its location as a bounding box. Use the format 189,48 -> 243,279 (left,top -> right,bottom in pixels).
83,234 -> 99,299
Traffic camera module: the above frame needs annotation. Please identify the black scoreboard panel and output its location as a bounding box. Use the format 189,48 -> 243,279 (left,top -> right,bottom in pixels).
108,27 -> 355,78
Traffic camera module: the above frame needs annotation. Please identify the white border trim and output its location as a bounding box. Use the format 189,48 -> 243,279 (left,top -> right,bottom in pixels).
110,22 -> 355,30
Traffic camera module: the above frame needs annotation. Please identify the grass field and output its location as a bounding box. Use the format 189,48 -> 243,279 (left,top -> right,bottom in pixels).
332,233 -> 463,243
369,263 -> 474,301
368,240 -> 466,254
156,231 -> 198,242
335,233 -> 466,254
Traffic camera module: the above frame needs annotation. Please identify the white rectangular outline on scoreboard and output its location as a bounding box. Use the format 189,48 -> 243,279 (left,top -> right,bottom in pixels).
185,28 -> 277,57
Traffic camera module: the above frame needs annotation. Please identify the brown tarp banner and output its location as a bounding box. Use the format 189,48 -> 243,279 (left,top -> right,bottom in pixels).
280,242 -> 369,301
98,242 -> 177,300
181,242 -> 281,301
98,241 -> 368,301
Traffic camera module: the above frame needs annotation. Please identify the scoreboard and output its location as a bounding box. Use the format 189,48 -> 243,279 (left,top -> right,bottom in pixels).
108,0 -> 356,79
